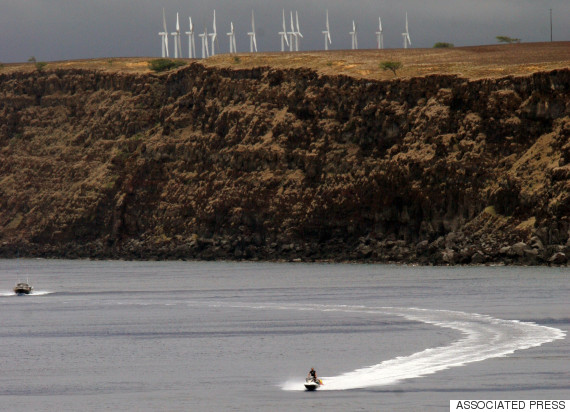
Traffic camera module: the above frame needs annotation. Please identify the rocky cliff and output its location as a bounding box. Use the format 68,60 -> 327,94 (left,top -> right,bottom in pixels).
1,60 -> 569,264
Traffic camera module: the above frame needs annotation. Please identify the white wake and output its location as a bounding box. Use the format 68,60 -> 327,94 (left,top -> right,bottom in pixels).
0,290 -> 53,296
262,305 -> 564,391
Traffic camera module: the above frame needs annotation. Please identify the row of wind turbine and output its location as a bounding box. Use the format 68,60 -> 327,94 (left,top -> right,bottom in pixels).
159,10 -> 411,57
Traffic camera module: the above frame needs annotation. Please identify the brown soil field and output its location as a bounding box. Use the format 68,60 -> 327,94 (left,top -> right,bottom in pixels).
2,42 -> 569,80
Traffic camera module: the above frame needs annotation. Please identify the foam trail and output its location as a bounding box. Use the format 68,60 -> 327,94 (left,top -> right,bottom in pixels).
0,290 -> 53,296
320,307 -> 564,390
231,304 -> 565,391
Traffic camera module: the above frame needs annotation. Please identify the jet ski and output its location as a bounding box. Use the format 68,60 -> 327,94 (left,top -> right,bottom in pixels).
14,281 -> 33,295
304,377 -> 323,391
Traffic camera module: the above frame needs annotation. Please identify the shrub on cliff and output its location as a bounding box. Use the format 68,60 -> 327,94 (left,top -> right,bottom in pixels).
380,61 -> 402,76
35,62 -> 47,72
148,59 -> 187,72
496,36 -> 521,44
433,42 -> 454,48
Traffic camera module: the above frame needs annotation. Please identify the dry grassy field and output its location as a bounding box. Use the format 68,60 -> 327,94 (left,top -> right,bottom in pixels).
1,42 -> 569,80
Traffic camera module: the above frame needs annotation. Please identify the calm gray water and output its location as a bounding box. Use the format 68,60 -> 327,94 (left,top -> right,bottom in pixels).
1,260 -> 568,411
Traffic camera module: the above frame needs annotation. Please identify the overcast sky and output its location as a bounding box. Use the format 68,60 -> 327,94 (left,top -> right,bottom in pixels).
1,0 -> 568,63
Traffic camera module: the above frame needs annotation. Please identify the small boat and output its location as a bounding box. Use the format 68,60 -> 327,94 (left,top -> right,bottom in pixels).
304,377 -> 323,391
13,281 -> 33,295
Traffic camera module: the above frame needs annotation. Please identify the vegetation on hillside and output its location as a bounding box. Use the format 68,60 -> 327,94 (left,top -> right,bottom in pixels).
380,61 -> 402,76
496,36 -> 521,44
148,58 -> 187,72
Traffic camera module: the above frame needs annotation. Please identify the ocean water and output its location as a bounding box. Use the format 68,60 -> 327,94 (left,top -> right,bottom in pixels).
0,260 -> 568,411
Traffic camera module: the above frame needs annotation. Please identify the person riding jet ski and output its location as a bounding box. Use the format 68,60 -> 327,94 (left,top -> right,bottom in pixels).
305,368 -> 322,390
308,368 -> 318,381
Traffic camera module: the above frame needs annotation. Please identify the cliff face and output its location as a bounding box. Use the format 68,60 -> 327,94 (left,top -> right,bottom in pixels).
1,64 -> 569,264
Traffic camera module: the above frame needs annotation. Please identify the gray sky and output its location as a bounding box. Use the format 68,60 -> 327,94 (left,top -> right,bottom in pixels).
1,0 -> 568,63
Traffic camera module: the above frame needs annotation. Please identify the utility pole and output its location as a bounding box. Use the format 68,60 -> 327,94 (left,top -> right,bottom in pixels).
550,8 -> 553,42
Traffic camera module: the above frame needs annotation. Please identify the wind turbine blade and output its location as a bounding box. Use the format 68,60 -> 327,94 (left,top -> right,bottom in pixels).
176,12 -> 179,31
162,8 -> 167,32
405,12 -> 409,32
379,17 -> 382,31
407,34 -> 411,46
253,35 -> 257,52
252,10 -> 255,31
213,10 -> 216,33
328,32 -> 331,44
326,10 -> 330,31
189,17 -> 193,32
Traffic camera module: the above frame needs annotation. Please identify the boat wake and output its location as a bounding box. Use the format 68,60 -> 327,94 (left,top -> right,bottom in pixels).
0,290 -> 53,297
244,304 -> 565,391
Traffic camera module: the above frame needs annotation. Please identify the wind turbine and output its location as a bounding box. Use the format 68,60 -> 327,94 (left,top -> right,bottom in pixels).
158,8 -> 169,58
376,17 -> 384,49
248,10 -> 258,53
199,25 -> 209,58
171,12 -> 182,58
209,10 -> 219,56
186,17 -> 196,59
278,9 -> 290,52
227,22 -> 237,53
295,11 -> 303,51
287,11 -> 296,52
402,12 -> 411,48
350,20 -> 358,50
322,9 -> 332,51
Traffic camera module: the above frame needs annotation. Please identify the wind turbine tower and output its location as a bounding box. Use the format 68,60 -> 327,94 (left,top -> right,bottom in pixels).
158,8 -> 169,58
209,10 -> 218,56
186,17 -> 196,58
278,9 -> 290,52
227,22 -> 237,53
350,20 -> 358,50
199,26 -> 210,58
322,9 -> 332,51
402,12 -> 411,48
288,11 -> 296,51
248,10 -> 258,52
295,11 -> 303,51
376,17 -> 384,49
171,12 -> 182,58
